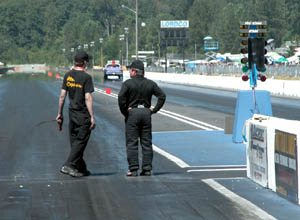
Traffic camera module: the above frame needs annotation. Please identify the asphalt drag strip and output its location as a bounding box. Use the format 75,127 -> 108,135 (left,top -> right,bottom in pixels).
0,74 -> 300,219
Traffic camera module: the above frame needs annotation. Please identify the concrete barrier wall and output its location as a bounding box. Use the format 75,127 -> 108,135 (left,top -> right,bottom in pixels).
140,71 -> 300,98
8,64 -> 48,74
245,115 -> 300,205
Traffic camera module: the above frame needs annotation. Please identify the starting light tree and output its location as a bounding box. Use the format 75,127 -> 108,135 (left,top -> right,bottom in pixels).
239,21 -> 268,115
233,22 -> 272,143
249,38 -> 267,72
240,21 -> 267,87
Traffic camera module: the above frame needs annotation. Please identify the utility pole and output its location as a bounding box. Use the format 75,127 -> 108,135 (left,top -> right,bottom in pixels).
165,40 -> 167,73
136,0 -> 139,59
99,38 -> 104,67
194,41 -> 197,61
158,31 -> 161,66
124,27 -> 129,65
90,41 -> 95,67
62,48 -> 66,67
122,1 -> 139,59
120,34 -> 125,65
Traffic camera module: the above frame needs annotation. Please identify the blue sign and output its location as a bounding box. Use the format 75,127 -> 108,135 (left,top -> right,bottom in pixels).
187,63 -> 195,68
249,25 -> 258,38
204,41 -> 219,51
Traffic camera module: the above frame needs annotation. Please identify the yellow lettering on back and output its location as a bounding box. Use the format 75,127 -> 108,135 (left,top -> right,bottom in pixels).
66,82 -> 82,88
67,76 -> 75,82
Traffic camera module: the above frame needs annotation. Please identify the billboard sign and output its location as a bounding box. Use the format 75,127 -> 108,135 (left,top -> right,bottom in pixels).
275,130 -> 298,204
240,21 -> 267,38
248,124 -> 268,187
161,20 -> 189,29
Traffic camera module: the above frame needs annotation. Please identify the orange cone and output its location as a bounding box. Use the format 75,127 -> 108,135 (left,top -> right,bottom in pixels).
105,88 -> 111,94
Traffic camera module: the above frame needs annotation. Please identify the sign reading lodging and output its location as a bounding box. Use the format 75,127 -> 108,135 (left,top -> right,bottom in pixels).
275,130 -> 298,204
248,124 -> 268,187
161,20 -> 189,29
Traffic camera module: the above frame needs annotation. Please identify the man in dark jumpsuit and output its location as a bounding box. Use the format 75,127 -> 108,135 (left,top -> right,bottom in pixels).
118,60 -> 166,177
56,51 -> 96,177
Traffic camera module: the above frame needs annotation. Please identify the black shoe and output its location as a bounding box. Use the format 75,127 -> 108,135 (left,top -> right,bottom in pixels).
77,166 -> 91,176
69,169 -> 84,177
126,170 -> 138,177
140,170 -> 151,176
60,165 -> 73,175
82,169 -> 91,176
60,165 -> 84,177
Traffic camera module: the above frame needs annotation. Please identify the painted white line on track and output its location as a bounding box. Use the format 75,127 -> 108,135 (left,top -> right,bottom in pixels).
152,130 -> 207,134
212,177 -> 245,180
94,88 -> 118,98
203,179 -> 277,220
152,144 -> 189,168
93,87 -> 229,169
56,80 -> 222,130
94,88 -> 222,131
187,168 -> 247,172
188,165 -> 246,168
160,109 -> 223,130
158,111 -> 214,130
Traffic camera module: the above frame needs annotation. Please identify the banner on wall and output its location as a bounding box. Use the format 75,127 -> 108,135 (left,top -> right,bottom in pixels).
275,130 -> 298,204
248,124 -> 268,187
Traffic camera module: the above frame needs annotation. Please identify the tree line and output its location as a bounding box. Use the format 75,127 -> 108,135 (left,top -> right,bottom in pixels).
0,0 -> 299,65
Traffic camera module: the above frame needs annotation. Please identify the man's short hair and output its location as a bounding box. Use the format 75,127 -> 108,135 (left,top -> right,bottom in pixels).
74,51 -> 90,66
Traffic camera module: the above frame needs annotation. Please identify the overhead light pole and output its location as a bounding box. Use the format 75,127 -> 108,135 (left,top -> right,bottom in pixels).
90,41 -> 95,67
119,34 -> 125,65
99,38 -> 104,67
62,48 -> 66,67
136,0 -> 138,59
122,1 -> 138,59
70,47 -> 74,66
124,27 -> 129,65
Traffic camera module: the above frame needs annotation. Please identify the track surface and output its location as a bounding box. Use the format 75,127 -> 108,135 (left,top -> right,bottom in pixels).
0,74 -> 300,220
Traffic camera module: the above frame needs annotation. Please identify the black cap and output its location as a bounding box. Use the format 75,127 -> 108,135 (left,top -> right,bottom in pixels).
74,51 -> 90,63
126,60 -> 144,71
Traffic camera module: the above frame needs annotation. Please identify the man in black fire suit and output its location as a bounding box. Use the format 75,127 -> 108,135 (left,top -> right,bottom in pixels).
118,60 -> 166,177
56,51 -> 96,177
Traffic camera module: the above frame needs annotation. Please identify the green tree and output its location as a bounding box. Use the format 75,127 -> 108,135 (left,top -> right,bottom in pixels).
0,0 -> 300,65
210,2 -> 244,53
188,0 -> 224,52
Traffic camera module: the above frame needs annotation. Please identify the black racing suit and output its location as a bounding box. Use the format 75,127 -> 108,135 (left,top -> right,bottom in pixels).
62,69 -> 94,172
118,74 -> 166,172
